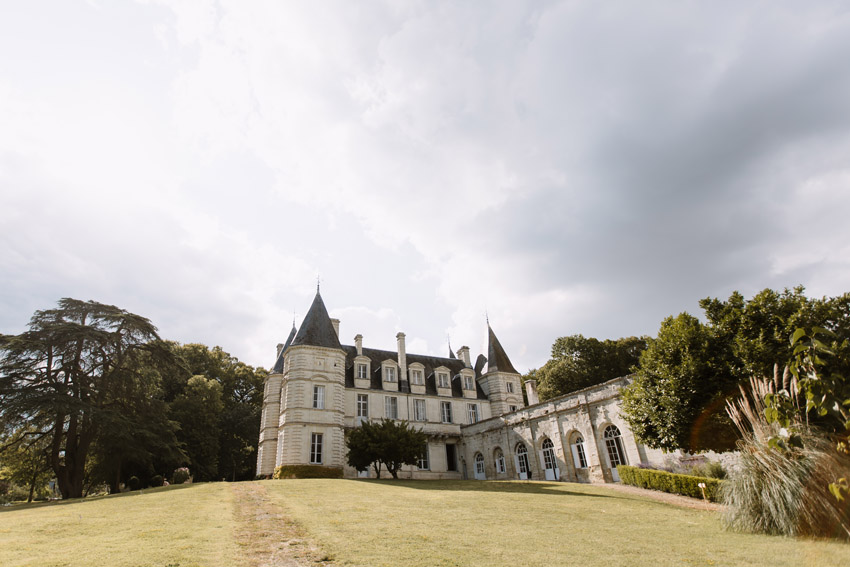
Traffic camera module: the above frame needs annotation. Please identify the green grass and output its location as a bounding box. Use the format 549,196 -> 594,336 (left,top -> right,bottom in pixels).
0,483 -> 243,567
265,479 -> 850,567
1,480 -> 849,567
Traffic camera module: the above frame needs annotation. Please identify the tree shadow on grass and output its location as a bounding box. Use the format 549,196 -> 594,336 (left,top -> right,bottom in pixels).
343,478 -> 617,498
0,482 -> 199,513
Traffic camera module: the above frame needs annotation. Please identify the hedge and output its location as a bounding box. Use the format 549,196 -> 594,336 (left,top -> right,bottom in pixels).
273,465 -> 344,479
617,465 -> 723,502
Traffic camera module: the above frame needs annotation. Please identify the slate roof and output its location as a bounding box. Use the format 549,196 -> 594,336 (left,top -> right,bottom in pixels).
291,291 -> 341,350
342,345 -> 488,400
486,325 -> 519,374
271,324 -> 298,374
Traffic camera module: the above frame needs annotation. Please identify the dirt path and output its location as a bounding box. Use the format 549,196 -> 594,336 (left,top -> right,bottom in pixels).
600,482 -> 722,511
231,482 -> 336,567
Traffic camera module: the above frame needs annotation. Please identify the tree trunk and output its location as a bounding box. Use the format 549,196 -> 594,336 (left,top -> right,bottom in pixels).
27,472 -> 36,503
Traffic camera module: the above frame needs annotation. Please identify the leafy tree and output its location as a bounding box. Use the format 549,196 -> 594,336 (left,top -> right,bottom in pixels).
529,334 -> 647,401
346,419 -> 427,479
621,313 -> 739,452
0,428 -> 53,502
0,299 -> 177,498
169,375 -> 224,482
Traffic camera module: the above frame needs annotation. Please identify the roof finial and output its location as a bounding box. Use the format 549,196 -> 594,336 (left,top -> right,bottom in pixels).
485,308 -> 489,326
316,274 -> 321,294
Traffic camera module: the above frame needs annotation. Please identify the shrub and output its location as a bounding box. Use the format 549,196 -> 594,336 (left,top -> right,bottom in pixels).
273,465 -> 344,479
689,461 -> 727,480
722,433 -> 850,539
127,476 -> 140,491
172,467 -> 191,484
150,475 -> 163,487
618,465 -> 723,502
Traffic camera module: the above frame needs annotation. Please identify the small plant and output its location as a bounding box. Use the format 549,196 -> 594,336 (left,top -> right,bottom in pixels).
150,475 -> 164,487
172,467 -> 191,485
127,476 -> 140,491
273,465 -> 343,479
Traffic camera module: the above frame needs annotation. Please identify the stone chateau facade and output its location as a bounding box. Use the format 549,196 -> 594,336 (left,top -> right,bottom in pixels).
257,291 -> 666,482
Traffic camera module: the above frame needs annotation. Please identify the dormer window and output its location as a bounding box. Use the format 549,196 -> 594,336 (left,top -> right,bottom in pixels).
463,375 -> 474,390
357,364 -> 368,379
438,372 -> 449,388
411,369 -> 423,385
385,367 -> 396,382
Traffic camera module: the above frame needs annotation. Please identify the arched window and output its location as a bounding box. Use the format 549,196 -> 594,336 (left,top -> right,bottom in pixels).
570,434 -> 588,469
494,449 -> 506,474
541,438 -> 559,480
474,453 -> 486,480
604,425 -> 627,480
515,443 -> 530,480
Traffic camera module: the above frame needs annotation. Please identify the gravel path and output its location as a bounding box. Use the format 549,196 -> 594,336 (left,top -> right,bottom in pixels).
599,482 -> 722,511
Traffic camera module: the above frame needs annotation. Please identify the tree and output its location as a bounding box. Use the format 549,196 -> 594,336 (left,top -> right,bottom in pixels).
0,299 -> 178,499
0,428 -> 53,502
529,334 -> 648,401
346,419 -> 427,479
621,313 -> 739,452
169,375 -> 224,482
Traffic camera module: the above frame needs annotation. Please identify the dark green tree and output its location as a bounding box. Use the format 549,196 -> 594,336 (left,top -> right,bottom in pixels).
0,299 -> 178,498
346,419 -> 427,479
621,313 -> 738,452
529,334 -> 648,401
169,375 -> 224,482
0,427 -> 53,502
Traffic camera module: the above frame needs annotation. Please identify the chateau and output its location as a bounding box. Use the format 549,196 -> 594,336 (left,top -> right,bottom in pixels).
257,291 -> 666,482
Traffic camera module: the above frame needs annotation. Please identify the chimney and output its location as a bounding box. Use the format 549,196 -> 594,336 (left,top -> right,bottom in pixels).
331,318 -> 340,338
276,343 -> 284,358
396,332 -> 407,380
457,346 -> 471,368
354,334 -> 363,356
525,379 -> 539,406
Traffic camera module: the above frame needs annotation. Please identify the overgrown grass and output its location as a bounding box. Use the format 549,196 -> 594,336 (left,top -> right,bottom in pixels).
1,480 -> 849,567
265,479 -> 850,567
0,484 -> 244,567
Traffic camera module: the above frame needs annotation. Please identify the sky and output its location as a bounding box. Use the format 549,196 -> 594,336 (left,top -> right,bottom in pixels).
2,1 -> 850,373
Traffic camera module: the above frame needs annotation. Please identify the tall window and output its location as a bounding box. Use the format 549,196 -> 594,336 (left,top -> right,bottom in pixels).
385,396 -> 398,419
463,375 -> 473,390
356,364 -> 367,379
438,373 -> 449,388
417,444 -> 430,470
604,425 -> 626,468
516,443 -> 530,477
506,381 -> 514,393
467,403 -> 479,424
509,405 -> 518,413
414,398 -> 426,421
312,385 -> 324,409
356,394 -> 368,419
310,433 -> 323,464
441,401 -> 452,423
384,367 -> 396,382
474,453 -> 485,478
571,435 -> 588,469
411,370 -> 423,385
542,439 -> 556,470
495,449 -> 506,474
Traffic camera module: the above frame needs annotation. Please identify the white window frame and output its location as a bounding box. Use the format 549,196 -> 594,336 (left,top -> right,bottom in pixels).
356,363 -> 368,379
310,433 -> 323,464
463,375 -> 473,390
417,444 -> 430,470
385,396 -> 399,419
440,401 -> 452,423
467,403 -> 479,424
312,385 -> 325,409
356,394 -> 368,419
438,372 -> 449,388
571,435 -> 588,469
410,369 -> 424,385
384,366 -> 396,383
474,453 -> 485,476
413,398 -> 426,421
509,405 -> 518,413
506,381 -> 514,393
495,450 -> 506,474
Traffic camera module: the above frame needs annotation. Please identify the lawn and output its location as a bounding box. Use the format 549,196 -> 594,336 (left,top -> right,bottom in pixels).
1,480 -> 848,567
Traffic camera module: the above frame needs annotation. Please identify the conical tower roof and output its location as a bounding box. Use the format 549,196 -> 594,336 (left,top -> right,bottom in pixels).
486,324 -> 518,374
271,323 -> 298,373
291,291 -> 342,349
